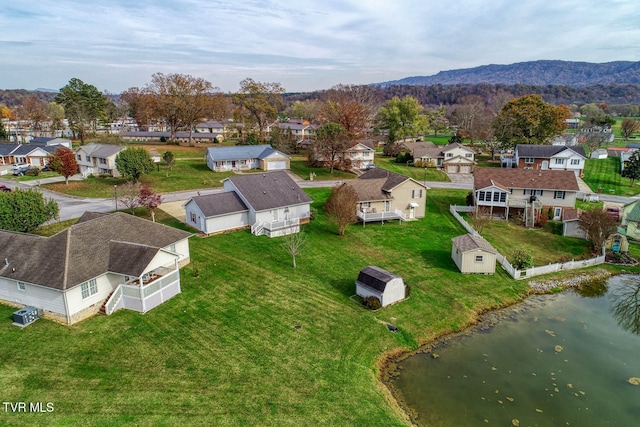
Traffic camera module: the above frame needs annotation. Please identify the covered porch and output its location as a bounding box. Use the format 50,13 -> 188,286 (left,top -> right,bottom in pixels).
103,265 -> 181,315
252,217 -> 301,237
357,209 -> 407,224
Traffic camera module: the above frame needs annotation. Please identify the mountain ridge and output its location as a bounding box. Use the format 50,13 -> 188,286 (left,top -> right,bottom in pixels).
377,60 -> 640,87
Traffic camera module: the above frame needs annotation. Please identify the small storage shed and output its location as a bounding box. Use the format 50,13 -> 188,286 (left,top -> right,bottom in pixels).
355,266 -> 406,307
451,233 -> 497,274
605,231 -> 629,253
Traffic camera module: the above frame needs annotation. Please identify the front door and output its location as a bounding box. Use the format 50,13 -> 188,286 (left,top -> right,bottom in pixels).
553,207 -> 562,220
409,206 -> 415,219
542,160 -> 549,170
384,201 -> 391,212
272,209 -> 279,221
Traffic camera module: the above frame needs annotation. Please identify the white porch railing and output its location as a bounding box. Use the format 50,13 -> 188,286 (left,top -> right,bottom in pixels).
357,209 -> 407,223
251,221 -> 265,235
264,217 -> 300,231
106,269 -> 180,315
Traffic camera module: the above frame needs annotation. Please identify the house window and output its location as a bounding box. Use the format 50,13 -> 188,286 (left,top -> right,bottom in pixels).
500,193 -> 506,202
571,159 -> 580,165
17,281 -> 26,291
360,202 -> 371,208
170,244 -> 176,252
465,153 -> 473,158
475,255 -> 484,262
524,189 -> 543,196
85,155 -> 91,161
493,192 -> 500,202
446,153 -> 453,157
412,189 -> 423,198
523,157 -> 535,163
190,212 -> 197,223
477,191 -> 486,202
76,154 -> 81,161
81,279 -> 98,299
554,191 -> 566,199
99,158 -> 107,165
555,158 -> 565,165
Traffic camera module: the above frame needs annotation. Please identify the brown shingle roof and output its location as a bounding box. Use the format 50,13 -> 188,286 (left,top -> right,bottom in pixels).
0,212 -> 192,290
474,167 -> 579,191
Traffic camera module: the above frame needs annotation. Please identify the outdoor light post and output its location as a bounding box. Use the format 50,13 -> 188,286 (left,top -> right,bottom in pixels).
424,167 -> 427,184
114,184 -> 118,211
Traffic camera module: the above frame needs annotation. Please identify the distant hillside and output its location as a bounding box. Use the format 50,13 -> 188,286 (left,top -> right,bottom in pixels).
378,60 -> 640,87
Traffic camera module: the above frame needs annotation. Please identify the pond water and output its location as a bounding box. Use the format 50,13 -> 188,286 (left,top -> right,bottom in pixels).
389,274 -> 640,426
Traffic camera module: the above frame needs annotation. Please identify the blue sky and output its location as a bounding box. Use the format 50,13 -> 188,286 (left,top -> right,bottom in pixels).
1,0 -> 639,93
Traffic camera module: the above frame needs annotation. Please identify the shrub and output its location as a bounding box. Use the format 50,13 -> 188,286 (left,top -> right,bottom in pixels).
511,249 -> 534,269
26,167 -> 40,176
363,296 -> 382,310
160,136 -> 167,142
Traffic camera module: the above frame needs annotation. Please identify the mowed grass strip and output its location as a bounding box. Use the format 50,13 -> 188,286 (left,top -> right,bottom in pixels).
375,156 -> 450,182
4,188 -> 633,426
583,157 -> 640,197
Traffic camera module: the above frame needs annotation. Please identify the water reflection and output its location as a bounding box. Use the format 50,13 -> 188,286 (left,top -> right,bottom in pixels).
609,276 -> 640,335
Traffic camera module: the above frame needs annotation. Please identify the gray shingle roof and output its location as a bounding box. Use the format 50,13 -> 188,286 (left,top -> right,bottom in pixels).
0,212 -> 192,290
206,145 -> 288,162
226,171 -> 311,211
77,143 -> 126,158
356,266 -> 400,292
358,168 -> 411,191
516,144 -> 586,158
452,233 -> 496,254
0,144 -> 20,156
189,192 -> 248,217
108,241 -> 162,277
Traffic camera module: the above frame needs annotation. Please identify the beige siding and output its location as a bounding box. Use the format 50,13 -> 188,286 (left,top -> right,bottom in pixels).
390,180 -> 427,218
452,246 -> 496,274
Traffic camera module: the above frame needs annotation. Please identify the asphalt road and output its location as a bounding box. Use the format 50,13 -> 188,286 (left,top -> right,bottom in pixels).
1,173 -> 637,222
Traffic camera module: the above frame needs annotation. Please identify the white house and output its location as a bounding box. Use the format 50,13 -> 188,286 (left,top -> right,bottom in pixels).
515,144 -> 586,177
355,266 -> 406,307
206,145 -> 290,172
451,234 -> 496,274
75,143 -> 127,177
401,141 -> 475,173
184,171 -> 312,237
0,212 -> 192,325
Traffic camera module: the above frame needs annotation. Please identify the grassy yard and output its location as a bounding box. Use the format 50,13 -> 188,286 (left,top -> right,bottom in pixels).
375,155 -> 450,182
2,188 -> 634,426
289,156 -> 357,181
582,157 -> 640,197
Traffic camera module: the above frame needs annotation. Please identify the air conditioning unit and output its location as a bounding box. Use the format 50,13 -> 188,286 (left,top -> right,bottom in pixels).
524,166 -> 533,170
13,306 -> 39,326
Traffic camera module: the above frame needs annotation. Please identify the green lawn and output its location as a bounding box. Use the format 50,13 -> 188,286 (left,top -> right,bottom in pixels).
375,155 -> 450,182
582,157 -> 640,197
289,156 -> 357,181
2,188 -> 637,426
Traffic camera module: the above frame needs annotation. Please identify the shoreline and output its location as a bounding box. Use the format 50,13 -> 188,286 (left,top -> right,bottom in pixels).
377,268 -> 617,427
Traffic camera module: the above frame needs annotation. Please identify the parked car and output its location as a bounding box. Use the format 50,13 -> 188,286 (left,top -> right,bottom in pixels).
0,184 -> 11,192
606,206 -> 620,221
366,163 -> 376,170
12,164 -> 30,176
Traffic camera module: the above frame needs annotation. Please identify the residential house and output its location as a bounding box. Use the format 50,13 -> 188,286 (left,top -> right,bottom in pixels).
346,168 -> 428,223
195,120 -> 236,139
551,133 -> 578,146
308,139 -> 375,170
355,266 -> 406,307
621,199 -> 640,240
267,119 -> 317,141
206,145 -> 290,172
30,137 -> 73,149
401,141 -> 475,173
514,144 -> 586,177
473,167 -> 580,226
122,131 -> 223,144
183,171 -> 312,237
451,233 -> 497,274
0,143 -> 56,167
562,208 -> 587,239
75,143 -> 127,177
590,149 -> 608,159
0,212 -> 192,325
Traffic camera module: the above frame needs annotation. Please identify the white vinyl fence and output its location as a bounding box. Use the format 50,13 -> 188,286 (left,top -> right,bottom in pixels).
449,205 -> 605,280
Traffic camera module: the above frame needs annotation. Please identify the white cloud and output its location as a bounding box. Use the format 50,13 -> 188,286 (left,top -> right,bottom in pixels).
0,0 -> 638,92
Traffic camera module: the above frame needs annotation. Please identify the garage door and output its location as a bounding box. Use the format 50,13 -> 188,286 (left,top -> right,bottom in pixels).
460,165 -> 472,173
447,165 -> 459,173
267,161 -> 287,170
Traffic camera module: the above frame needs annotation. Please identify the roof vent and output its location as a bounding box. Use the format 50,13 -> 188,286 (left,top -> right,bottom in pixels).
263,191 -> 266,195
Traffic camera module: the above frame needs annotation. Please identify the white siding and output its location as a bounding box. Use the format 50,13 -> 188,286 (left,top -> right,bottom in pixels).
205,212 -> 249,233
0,277 -> 66,315
65,274 -> 119,316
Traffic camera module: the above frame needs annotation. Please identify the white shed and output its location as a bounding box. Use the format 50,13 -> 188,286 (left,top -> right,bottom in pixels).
451,233 -> 497,274
355,266 -> 406,307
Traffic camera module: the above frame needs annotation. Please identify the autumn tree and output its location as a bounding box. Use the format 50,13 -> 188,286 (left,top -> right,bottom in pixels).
232,78 -> 284,140
55,78 -> 108,144
115,147 -> 155,182
622,151 -> 640,186
311,123 -> 350,173
21,95 -> 48,137
621,118 -> 640,141
118,181 -> 142,214
376,95 -> 428,143
48,146 -> 78,184
142,73 -> 217,144
139,186 -> 162,213
47,102 -> 65,137
324,183 -> 359,236
492,94 -> 571,149
287,99 -> 323,122
450,95 -> 495,145
162,151 -> 176,176
120,87 -> 160,131
317,84 -> 374,139
425,106 -> 449,137
0,189 -> 59,232
579,208 -> 618,253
